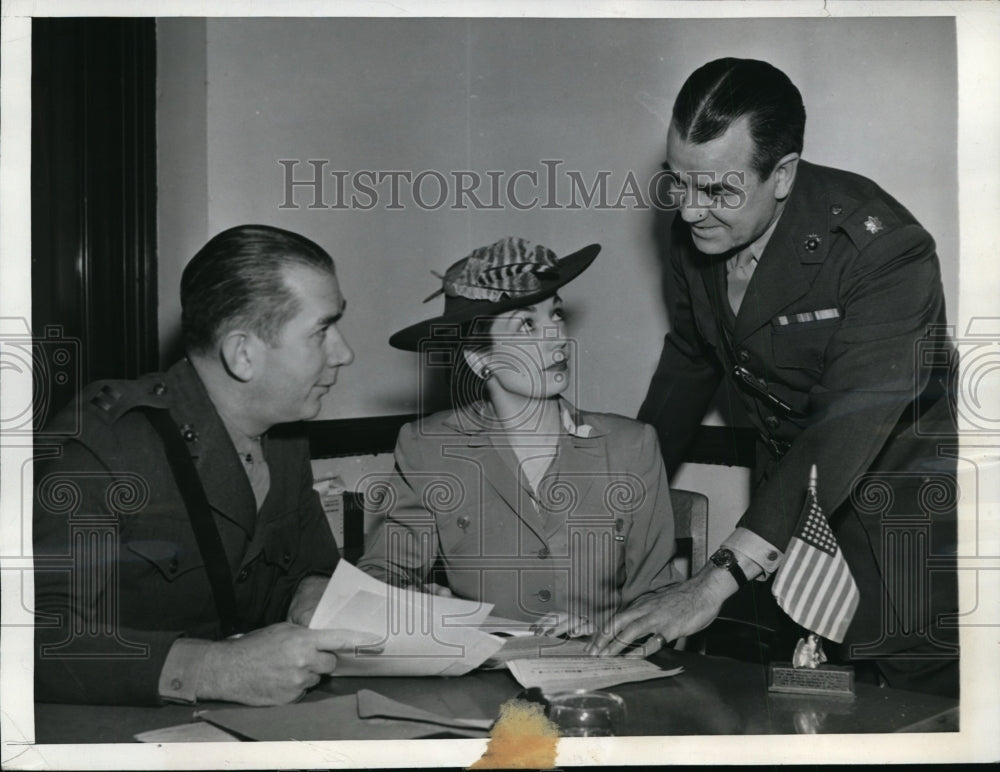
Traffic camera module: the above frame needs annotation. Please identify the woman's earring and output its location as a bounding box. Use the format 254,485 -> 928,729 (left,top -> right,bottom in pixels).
480,366 -> 492,380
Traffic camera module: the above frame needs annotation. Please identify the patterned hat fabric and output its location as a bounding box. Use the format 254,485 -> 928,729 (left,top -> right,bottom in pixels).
389,237 -> 600,351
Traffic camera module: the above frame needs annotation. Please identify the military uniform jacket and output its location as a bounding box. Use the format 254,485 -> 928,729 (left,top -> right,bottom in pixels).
639,160 -> 957,558
33,359 -> 339,705
357,401 -> 681,628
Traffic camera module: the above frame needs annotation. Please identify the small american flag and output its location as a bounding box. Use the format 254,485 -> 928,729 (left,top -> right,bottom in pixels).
772,465 -> 860,643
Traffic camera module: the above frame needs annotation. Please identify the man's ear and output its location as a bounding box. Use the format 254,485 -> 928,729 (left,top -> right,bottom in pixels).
772,153 -> 800,200
462,347 -> 490,379
219,330 -> 255,382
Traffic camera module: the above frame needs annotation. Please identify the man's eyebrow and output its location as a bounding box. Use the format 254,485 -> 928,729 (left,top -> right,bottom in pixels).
317,299 -> 346,327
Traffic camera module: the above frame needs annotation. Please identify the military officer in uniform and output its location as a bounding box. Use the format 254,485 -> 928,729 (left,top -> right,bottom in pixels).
589,58 -> 959,698
33,224 -> 376,706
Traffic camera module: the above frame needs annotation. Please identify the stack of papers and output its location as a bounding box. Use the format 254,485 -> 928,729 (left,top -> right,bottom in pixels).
309,561 -> 504,676
506,657 -> 684,692
483,635 -> 592,667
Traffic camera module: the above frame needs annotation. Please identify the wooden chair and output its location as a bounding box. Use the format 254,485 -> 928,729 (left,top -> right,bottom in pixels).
668,488 -> 709,652
669,488 -> 709,580
667,487 -> 790,662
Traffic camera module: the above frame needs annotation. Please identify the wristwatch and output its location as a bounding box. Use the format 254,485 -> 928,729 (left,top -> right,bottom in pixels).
710,547 -> 749,587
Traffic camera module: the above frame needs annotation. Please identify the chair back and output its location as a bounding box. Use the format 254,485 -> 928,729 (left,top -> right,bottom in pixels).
669,487 -> 709,579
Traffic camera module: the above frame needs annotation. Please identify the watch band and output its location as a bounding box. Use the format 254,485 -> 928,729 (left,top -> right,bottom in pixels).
710,547 -> 749,587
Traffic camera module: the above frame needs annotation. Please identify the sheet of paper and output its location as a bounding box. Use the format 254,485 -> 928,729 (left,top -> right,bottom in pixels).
506,657 -> 684,692
479,614 -> 536,636
195,695 -> 488,742
356,689 -> 494,730
309,560 -> 503,676
482,635 -> 592,668
134,722 -> 240,743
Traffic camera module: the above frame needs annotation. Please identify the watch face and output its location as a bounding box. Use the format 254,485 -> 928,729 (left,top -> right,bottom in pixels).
711,548 -> 735,569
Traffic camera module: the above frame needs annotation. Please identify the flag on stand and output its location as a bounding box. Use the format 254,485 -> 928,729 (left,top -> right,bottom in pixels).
772,465 -> 859,643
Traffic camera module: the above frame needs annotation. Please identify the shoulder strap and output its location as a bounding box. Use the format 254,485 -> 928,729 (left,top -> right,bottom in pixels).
142,407 -> 241,637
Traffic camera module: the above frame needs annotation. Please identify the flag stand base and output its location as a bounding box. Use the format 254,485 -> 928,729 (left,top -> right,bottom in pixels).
767,662 -> 855,698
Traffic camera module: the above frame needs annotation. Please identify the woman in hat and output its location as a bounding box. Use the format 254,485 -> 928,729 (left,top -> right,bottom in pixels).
357,237 -> 680,640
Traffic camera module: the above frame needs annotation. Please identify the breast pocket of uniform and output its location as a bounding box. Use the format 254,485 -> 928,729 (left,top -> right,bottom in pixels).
770,310 -> 842,374
125,517 -> 205,582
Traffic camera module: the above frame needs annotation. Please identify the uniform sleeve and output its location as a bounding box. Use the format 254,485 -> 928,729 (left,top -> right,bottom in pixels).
355,424 -> 438,588
638,217 -> 724,474
620,424 -> 684,609
739,224 -> 947,548
33,439 -> 187,706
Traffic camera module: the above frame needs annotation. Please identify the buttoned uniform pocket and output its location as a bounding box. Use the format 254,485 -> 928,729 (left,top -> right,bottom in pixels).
260,520 -> 299,572
770,314 -> 841,374
239,514 -> 307,628
122,516 -> 216,632
127,536 -> 205,581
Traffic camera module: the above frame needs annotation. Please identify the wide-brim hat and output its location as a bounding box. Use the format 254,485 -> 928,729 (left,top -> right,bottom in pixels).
389,237 -> 601,351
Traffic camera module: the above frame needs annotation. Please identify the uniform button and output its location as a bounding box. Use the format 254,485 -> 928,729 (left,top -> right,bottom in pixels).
181,424 -> 198,442
737,349 -> 751,364
831,204 -> 843,215
457,516 -> 470,530
237,567 -> 250,582
170,678 -> 183,691
167,558 -> 179,574
537,546 -> 550,559
282,551 -> 292,563
767,551 -> 779,561
537,589 -> 551,602
765,416 -> 780,430
152,382 -> 167,396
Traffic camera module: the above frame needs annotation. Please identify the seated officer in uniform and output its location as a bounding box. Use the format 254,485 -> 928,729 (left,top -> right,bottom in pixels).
33,224 -> 377,706
589,58 -> 959,698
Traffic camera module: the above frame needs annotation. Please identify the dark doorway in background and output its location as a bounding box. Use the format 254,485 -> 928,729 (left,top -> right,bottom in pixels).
31,17 -> 158,428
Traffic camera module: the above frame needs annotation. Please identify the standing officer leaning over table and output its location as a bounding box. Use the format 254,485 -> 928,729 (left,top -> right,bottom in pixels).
33,224 -> 377,706
589,58 -> 959,699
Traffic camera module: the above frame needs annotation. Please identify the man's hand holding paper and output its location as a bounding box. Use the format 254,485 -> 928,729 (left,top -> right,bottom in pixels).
309,561 -> 504,676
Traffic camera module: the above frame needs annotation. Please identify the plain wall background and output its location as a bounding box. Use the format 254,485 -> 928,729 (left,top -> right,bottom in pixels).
158,16 -> 958,419
157,17 -> 957,548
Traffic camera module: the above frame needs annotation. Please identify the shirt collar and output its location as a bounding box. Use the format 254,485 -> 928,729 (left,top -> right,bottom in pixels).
560,403 -> 595,438
727,207 -> 784,272
749,208 -> 783,261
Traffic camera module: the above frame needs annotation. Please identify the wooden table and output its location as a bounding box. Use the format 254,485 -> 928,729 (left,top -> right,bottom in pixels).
33,649 -> 958,743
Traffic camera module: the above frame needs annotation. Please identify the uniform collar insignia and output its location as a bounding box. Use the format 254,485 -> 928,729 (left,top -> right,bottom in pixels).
864,215 -> 884,234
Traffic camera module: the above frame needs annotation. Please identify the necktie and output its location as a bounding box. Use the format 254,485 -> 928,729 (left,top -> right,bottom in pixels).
727,248 -> 757,314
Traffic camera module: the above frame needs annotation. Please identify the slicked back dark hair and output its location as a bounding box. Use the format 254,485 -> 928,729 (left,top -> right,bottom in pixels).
672,58 -> 805,180
181,224 -> 336,354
